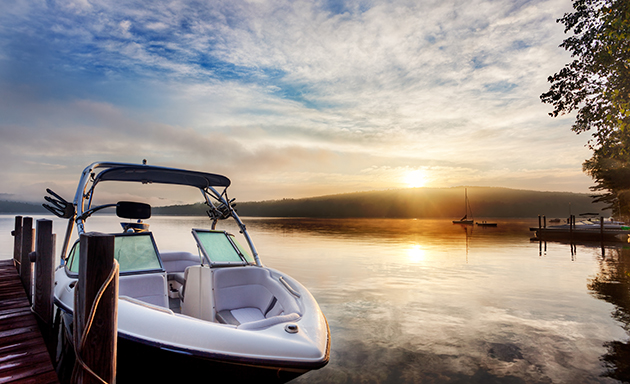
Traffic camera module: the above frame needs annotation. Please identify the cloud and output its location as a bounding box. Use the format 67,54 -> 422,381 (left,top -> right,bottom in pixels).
0,0 -> 590,202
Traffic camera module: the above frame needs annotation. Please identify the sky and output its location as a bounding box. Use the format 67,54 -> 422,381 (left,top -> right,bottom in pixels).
0,0 -> 593,205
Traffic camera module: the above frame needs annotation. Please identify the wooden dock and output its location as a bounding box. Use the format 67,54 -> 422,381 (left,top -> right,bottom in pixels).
530,214 -> 630,243
0,259 -> 59,384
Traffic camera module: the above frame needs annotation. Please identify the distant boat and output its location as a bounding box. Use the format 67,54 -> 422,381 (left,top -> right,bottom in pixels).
530,215 -> 630,242
453,188 -> 474,225
476,221 -> 497,227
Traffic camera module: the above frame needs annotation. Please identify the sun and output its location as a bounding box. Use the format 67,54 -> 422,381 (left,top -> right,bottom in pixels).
404,169 -> 427,188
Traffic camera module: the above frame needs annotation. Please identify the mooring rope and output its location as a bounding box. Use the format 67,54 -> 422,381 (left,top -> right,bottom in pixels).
72,260 -> 119,384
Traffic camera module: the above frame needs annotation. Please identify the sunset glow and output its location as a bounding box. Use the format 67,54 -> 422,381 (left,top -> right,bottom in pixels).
404,170 -> 429,188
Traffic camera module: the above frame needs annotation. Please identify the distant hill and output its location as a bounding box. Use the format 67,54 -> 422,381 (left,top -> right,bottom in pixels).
154,187 -> 607,219
153,203 -> 209,216
1,187 -> 607,218
0,200 -> 47,214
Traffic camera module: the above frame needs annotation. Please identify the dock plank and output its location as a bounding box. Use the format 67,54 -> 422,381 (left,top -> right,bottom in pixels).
0,260 -> 59,384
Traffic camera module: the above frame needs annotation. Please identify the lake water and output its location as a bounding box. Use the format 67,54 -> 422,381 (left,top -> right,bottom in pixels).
1,214 -> 629,383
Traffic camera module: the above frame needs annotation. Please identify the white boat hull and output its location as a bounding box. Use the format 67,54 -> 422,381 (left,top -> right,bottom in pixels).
47,162 -> 331,382
54,266 -> 330,382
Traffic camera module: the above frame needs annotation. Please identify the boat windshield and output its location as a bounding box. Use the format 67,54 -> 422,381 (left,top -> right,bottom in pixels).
192,229 -> 254,267
66,232 -> 164,275
228,233 -> 255,264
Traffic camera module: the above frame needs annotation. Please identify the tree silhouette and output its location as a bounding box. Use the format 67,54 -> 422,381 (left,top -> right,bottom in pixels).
542,0 -> 630,218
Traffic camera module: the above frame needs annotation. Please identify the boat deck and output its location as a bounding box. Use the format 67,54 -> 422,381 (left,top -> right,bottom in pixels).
0,259 -> 59,384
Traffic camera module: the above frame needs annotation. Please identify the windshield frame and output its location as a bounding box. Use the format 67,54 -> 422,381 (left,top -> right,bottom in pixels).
65,231 -> 165,277
191,228 -> 256,267
59,162 -> 262,268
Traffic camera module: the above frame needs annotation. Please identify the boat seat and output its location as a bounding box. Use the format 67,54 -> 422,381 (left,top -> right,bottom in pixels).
216,294 -> 282,325
160,251 -> 201,297
213,267 -> 302,329
216,308 -> 265,325
216,308 -> 301,330
119,272 -> 169,308
160,251 -> 200,276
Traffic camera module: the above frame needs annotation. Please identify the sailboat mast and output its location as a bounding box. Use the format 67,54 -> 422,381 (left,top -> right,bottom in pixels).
466,188 -> 473,220
465,188 -> 467,217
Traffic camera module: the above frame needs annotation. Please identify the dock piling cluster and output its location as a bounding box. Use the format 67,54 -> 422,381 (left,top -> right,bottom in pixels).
19,217 -> 34,300
532,214 -> 629,243
6,216 -> 118,384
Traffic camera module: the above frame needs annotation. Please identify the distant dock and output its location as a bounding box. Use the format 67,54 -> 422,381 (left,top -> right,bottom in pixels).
0,258 -> 59,383
530,215 -> 630,243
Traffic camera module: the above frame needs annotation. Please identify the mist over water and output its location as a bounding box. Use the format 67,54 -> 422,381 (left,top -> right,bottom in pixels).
1,215 -> 628,383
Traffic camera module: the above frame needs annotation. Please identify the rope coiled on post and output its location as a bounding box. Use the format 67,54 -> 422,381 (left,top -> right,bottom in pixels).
71,260 -> 119,384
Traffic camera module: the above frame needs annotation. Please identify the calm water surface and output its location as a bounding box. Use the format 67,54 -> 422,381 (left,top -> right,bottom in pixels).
1,215 -> 629,383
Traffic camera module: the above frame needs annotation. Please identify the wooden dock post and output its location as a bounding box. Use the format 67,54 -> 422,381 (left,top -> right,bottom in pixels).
20,217 -> 34,303
538,215 -> 541,229
12,215 -> 22,269
543,215 -> 546,229
72,232 -> 118,384
600,216 -> 604,242
32,219 -> 56,359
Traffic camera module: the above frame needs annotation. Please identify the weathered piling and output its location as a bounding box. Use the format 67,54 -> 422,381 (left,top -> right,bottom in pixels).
12,215 -> 22,268
20,217 -> 34,302
32,218 -> 56,359
72,232 -> 118,384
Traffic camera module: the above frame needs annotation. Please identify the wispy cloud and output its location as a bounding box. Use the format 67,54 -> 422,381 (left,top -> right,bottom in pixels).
0,0 -> 591,203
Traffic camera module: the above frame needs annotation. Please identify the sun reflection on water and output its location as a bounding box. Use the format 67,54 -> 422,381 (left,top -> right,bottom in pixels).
406,244 -> 426,263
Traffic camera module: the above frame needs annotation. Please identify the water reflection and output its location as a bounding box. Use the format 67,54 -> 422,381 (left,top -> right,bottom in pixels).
255,219 -> 625,384
245,217 -> 532,243
1,215 -> 628,383
406,245 -> 427,264
588,246 -> 630,382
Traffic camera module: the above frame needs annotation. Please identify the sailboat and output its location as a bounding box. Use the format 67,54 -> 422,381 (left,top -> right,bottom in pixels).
452,188 -> 474,225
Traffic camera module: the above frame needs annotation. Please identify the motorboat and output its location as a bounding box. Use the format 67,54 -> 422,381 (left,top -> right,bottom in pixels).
578,216 -> 628,230
529,214 -> 630,242
48,162 -> 330,383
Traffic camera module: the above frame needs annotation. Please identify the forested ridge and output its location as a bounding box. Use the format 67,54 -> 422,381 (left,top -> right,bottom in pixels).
155,187 -> 606,218
0,187 -> 607,218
